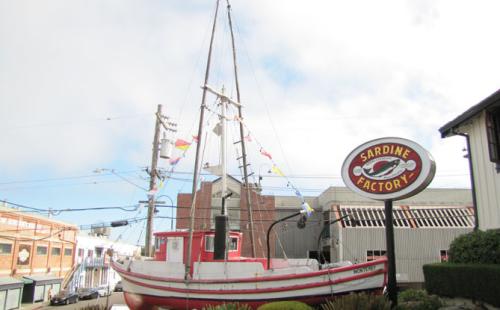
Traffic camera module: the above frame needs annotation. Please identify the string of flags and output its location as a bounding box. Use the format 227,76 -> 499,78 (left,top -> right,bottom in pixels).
231,115 -> 313,217
160,111 -> 312,217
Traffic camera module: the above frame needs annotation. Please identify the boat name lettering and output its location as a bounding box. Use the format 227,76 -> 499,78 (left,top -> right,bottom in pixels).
353,265 -> 376,274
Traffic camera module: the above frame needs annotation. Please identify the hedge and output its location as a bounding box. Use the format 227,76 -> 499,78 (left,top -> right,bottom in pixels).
423,263 -> 500,307
448,229 -> 500,264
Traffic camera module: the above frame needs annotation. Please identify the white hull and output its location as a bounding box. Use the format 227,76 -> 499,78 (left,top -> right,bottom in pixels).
112,258 -> 387,309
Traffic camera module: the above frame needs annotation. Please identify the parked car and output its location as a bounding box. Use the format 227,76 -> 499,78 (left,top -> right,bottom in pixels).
77,287 -> 99,300
97,285 -> 112,297
50,290 -> 79,305
114,281 -> 123,292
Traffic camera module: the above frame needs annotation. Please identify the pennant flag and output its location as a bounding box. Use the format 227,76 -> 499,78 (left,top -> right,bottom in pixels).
158,180 -> 164,189
294,189 -> 303,199
301,202 -> 314,217
260,148 -> 272,160
192,135 -> 199,143
271,165 -> 285,177
244,134 -> 252,142
175,139 -> 191,151
169,157 -> 181,165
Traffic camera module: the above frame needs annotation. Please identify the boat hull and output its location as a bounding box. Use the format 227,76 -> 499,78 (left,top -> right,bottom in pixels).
112,258 -> 387,309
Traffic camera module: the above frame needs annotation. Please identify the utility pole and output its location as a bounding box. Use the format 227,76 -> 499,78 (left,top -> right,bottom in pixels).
145,104 -> 162,257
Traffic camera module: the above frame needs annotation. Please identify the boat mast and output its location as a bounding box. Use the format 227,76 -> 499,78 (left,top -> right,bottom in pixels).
185,0 -> 220,279
226,0 -> 256,257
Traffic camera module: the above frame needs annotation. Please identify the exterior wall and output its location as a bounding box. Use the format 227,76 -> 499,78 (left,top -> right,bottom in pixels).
318,187 -> 472,208
274,208 -> 323,259
176,182 -> 213,231
0,206 -> 77,280
332,226 -> 472,283
460,112 -> 500,230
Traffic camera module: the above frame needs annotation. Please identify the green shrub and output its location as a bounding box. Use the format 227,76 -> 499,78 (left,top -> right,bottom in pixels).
257,301 -> 312,310
448,229 -> 500,264
396,289 -> 442,310
423,263 -> 500,307
320,292 -> 390,310
203,303 -> 252,310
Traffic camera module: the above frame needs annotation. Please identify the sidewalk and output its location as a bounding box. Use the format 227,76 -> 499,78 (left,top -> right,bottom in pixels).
21,301 -> 50,310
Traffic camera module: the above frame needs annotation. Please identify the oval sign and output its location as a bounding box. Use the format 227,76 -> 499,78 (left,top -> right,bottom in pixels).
341,137 -> 436,201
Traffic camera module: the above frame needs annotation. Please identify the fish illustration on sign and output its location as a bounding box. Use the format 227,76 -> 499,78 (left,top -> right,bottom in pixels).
363,159 -> 401,178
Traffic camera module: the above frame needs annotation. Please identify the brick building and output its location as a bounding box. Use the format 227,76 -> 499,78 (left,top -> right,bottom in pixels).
0,203 -> 77,305
176,176 -> 277,258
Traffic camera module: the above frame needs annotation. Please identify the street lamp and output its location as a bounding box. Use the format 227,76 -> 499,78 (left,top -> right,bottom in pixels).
266,210 -> 308,270
157,195 -> 175,231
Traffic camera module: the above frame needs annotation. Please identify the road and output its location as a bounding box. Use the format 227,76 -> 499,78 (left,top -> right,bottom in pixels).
43,292 -> 127,309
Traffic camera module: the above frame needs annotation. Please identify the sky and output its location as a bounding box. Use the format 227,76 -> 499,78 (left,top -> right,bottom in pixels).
1,0 -> 500,246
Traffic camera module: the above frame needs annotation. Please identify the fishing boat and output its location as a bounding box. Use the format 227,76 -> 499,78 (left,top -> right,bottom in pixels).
111,1 -> 387,309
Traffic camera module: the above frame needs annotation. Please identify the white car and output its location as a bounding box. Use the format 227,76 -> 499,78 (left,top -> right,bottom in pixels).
96,285 -> 112,297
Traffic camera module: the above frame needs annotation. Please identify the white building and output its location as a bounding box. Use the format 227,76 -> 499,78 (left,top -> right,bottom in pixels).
440,88 -> 500,230
66,229 -> 140,291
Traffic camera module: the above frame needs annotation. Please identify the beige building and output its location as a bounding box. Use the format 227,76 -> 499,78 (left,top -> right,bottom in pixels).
440,88 -> 500,230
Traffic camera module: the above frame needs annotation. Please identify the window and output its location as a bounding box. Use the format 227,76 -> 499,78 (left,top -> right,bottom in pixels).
204,236 -> 238,252
87,250 -> 93,257
486,109 -> 500,165
0,243 -> 12,255
51,247 -> 61,256
366,250 -> 386,261
205,236 -> 214,252
78,248 -> 84,257
37,246 -> 48,255
440,250 -> 449,262
64,248 -> 72,256
95,247 -> 103,257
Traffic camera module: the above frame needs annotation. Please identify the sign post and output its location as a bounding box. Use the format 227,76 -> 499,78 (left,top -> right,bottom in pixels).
341,137 -> 435,307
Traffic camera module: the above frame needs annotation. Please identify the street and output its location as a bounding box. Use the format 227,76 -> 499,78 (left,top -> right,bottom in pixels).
42,292 -> 127,309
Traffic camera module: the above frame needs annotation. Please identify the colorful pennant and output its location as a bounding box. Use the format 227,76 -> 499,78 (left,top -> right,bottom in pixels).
271,165 -> 285,177
175,139 -> 191,151
260,148 -> 272,160
169,157 -> 181,165
301,202 -> 314,217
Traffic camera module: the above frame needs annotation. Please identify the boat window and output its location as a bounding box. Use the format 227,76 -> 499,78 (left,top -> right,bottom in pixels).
204,236 -> 238,252
229,237 -> 238,251
205,236 -> 214,252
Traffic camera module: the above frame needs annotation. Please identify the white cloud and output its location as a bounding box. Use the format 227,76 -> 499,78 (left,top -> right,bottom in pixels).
1,0 -> 499,220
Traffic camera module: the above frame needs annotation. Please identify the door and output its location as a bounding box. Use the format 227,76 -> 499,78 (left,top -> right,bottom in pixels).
166,237 -> 183,262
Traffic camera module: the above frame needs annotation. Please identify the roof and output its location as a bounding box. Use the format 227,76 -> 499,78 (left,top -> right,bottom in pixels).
22,275 -> 62,285
336,205 -> 474,228
439,88 -> 500,138
0,204 -> 78,229
0,277 -> 23,289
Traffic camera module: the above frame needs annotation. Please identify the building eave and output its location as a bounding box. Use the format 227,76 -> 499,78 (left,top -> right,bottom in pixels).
439,88 -> 500,138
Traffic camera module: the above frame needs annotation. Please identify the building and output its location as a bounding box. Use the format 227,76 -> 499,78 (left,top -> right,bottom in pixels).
176,176 -> 279,258
0,203 -> 78,305
440,88 -> 500,230
176,178 -> 473,286
66,229 -> 140,292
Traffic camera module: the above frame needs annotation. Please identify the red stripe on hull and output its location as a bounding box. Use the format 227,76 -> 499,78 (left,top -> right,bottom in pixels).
122,268 -> 386,295
124,288 -> 384,310
111,258 -> 387,284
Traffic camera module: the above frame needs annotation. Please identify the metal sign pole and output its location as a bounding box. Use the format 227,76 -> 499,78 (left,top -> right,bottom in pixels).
384,199 -> 397,307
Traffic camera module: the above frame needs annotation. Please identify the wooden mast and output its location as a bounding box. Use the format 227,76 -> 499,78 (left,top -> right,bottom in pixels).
185,0 -> 220,279
226,0 -> 256,257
